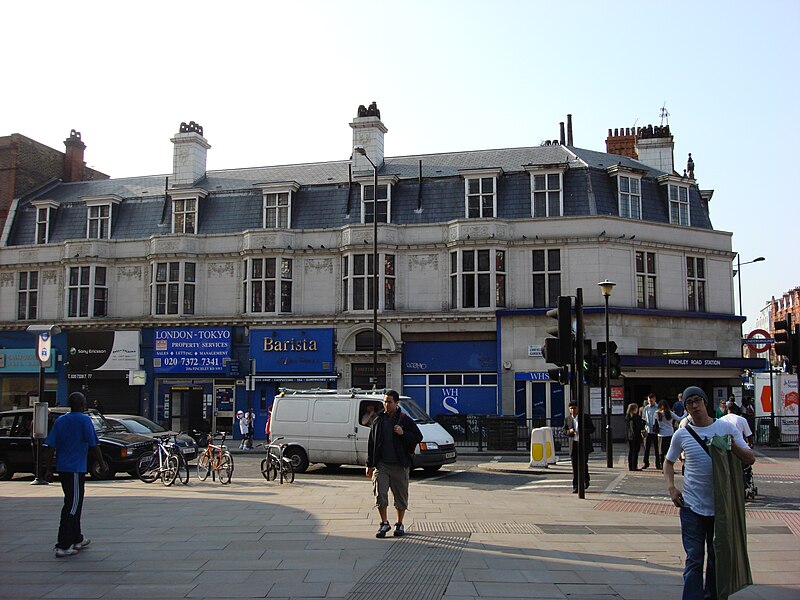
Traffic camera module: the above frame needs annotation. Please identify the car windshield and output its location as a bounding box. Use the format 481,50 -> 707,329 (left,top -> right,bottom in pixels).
87,413 -> 115,434
118,417 -> 166,434
398,399 -> 435,424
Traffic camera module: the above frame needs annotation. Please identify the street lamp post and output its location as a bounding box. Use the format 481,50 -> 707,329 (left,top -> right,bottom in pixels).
353,146 -> 380,389
26,324 -> 61,485
598,280 -> 616,468
734,254 -> 765,413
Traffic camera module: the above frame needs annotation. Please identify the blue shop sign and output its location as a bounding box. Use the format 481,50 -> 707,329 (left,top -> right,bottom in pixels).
404,341 -> 497,372
153,328 -> 232,373
250,328 -> 334,373
427,386 -> 497,416
515,371 -> 552,381
0,349 -> 56,373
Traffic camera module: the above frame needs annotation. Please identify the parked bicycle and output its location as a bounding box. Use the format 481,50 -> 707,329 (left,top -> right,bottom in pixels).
136,434 -> 187,486
258,437 -> 294,484
196,431 -> 233,484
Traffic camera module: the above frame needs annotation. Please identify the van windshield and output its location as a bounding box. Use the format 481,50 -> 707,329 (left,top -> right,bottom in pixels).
398,399 -> 435,424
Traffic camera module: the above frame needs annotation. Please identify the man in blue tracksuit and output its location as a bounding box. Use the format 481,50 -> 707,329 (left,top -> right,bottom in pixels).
43,392 -> 106,557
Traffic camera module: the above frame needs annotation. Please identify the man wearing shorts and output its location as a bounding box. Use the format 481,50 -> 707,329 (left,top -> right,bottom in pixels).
365,390 -> 422,538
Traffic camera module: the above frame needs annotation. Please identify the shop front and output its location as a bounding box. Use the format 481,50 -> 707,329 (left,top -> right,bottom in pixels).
249,328 -> 337,437
151,327 -> 236,437
66,331 -> 142,414
513,371 -> 566,428
402,340 -> 498,418
0,347 -> 59,410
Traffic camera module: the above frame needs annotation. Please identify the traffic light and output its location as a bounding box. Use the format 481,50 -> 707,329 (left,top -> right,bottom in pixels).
547,366 -> 569,385
542,296 -> 572,366
583,340 -> 600,386
609,349 -> 621,379
774,317 -> 795,365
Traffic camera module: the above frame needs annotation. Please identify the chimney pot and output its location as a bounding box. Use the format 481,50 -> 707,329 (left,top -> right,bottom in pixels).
566,114 -> 573,146
560,122 -> 566,145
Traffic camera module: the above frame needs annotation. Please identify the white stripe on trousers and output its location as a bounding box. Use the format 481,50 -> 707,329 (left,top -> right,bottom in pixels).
70,472 -> 80,516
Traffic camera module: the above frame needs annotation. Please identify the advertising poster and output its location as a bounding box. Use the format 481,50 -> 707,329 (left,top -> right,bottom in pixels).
779,374 -> 798,438
153,328 -> 231,373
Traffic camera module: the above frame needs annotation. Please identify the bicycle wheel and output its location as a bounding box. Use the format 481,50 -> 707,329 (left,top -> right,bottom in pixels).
136,451 -> 158,484
218,453 -> 233,484
281,458 -> 295,484
261,457 -> 277,481
175,452 -> 190,485
197,452 -> 211,481
161,455 -> 179,486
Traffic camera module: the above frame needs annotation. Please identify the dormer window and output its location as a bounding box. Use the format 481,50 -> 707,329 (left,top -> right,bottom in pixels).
658,175 -> 691,226
83,195 -> 122,239
170,189 -> 206,234
607,165 -> 646,220
461,168 -> 502,219
358,176 -> 397,224
32,200 -> 57,245
255,182 -> 299,229
524,165 -> 566,217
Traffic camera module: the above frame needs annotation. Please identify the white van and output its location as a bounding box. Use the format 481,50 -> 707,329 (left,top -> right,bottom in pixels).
268,390 -> 457,473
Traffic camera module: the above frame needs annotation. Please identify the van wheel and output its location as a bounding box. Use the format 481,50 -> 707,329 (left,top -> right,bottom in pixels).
0,456 -> 14,481
284,447 -> 309,473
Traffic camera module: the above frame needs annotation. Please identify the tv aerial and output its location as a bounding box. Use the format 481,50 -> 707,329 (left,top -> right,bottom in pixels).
660,103 -> 670,126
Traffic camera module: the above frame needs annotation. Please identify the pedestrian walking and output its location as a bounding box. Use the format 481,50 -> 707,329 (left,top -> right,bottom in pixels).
365,390 -> 422,538
664,386 -> 755,600
672,392 -> 685,418
246,408 -> 255,449
42,392 -> 107,558
641,393 -> 660,469
237,410 -> 249,450
625,402 -> 644,470
564,400 -> 595,493
655,400 -> 682,470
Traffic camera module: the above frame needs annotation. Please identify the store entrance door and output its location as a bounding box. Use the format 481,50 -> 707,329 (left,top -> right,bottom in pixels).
169,386 -> 203,434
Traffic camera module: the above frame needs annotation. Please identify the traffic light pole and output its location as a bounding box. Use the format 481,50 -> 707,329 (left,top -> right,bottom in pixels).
576,288 -> 586,499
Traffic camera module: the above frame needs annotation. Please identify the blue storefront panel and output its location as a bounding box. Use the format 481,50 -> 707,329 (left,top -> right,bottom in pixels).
403,341 -> 498,417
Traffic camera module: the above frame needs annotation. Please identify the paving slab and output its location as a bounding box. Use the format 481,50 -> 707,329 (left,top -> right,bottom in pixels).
0,447 -> 798,599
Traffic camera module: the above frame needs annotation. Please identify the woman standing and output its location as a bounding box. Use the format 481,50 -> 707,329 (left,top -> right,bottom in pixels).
625,403 -> 644,471
654,400 -> 681,469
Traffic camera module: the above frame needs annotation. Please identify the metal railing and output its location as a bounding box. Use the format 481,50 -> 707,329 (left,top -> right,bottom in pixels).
754,416 -> 798,446
435,415 -> 603,453
435,414 -> 800,452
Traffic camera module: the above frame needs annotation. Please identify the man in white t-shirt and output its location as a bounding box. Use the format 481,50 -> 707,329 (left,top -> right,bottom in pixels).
664,386 -> 755,600
720,402 -> 753,446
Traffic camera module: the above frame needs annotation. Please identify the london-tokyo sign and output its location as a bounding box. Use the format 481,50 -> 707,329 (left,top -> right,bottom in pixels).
744,329 -> 774,353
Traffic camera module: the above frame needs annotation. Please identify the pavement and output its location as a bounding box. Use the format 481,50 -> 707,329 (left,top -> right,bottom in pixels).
0,445 -> 798,600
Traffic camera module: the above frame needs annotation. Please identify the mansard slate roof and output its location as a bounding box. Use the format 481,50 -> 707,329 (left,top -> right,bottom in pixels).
6,144 -> 712,246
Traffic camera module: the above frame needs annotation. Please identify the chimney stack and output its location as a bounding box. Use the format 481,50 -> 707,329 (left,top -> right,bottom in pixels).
566,114 -> 573,146
635,124 -> 674,173
63,129 -> 86,183
605,127 -> 638,159
171,121 -> 211,186
350,102 -> 387,172
559,122 -> 565,145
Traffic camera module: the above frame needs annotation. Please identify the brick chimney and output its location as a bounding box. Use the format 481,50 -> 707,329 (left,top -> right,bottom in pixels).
63,129 -> 86,183
605,127 -> 638,159
170,121 -> 210,186
635,124 -> 674,173
350,102 -> 387,172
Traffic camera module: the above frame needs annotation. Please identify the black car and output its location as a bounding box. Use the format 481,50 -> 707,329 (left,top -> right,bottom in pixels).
104,414 -> 198,460
0,407 -> 152,480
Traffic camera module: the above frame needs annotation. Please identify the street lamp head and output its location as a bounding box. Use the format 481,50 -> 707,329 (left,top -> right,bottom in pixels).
753,256 -> 765,263
598,280 -> 616,298
353,145 -> 366,156
26,324 -> 61,335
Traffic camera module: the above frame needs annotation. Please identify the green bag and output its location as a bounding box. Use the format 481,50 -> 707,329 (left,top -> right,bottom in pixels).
709,434 -> 753,600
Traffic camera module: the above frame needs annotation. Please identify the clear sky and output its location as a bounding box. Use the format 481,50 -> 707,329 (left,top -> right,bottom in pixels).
3,0 -> 796,330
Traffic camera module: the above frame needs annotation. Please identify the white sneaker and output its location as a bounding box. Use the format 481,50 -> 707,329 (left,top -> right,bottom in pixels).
54,546 -> 78,558
73,538 -> 91,550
